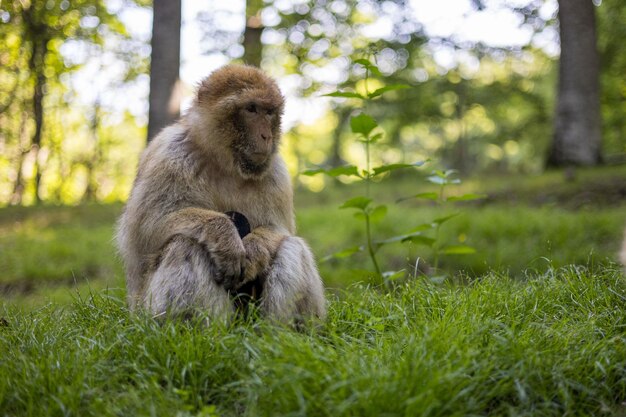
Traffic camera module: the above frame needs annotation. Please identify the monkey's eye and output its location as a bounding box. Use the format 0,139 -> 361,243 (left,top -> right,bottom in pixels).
266,108 -> 274,116
246,103 -> 258,113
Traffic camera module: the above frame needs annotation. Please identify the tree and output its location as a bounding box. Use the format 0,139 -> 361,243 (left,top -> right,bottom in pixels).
0,0 -> 130,204
548,0 -> 602,166
147,0 -> 182,142
243,0 -> 264,67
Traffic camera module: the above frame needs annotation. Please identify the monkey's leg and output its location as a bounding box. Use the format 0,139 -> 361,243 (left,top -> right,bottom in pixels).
143,236 -> 234,320
260,236 -> 326,323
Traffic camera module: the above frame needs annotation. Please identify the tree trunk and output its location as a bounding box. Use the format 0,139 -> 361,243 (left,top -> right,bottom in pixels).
10,112 -> 29,205
548,0 -> 602,167
147,0 -> 182,142
28,36 -> 48,204
83,101 -> 102,202
243,0 -> 264,67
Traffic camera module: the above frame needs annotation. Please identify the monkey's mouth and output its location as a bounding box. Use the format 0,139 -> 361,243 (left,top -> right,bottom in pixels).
248,151 -> 270,165
237,153 -> 271,177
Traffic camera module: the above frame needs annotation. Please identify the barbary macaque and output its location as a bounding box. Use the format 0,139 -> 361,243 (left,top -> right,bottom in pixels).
116,65 -> 326,323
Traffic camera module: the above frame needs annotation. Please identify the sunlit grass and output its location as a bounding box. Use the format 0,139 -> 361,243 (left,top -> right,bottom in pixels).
1,266 -> 625,416
1,168 -> 625,415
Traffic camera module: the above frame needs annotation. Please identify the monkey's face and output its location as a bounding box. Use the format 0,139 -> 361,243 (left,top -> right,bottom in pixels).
194,65 -> 285,179
230,100 -> 282,178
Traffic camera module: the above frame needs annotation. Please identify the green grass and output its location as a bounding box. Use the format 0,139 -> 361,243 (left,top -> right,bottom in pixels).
0,204 -> 124,309
303,204 -> 625,286
1,266 -> 626,416
1,167 -> 625,306
1,167 -> 626,415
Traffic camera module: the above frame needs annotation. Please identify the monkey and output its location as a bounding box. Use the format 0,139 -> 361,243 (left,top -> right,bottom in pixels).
116,65 -> 326,324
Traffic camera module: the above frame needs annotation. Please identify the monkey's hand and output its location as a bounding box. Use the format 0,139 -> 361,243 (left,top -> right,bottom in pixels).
199,216 -> 247,290
158,208 -> 248,289
240,227 -> 287,286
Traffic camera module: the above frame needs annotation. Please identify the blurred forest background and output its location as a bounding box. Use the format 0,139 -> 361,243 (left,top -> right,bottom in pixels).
1,0 -> 624,206
1,0 -> 625,306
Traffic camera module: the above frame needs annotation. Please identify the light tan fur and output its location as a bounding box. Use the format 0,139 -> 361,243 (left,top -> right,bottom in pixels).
116,65 -> 326,323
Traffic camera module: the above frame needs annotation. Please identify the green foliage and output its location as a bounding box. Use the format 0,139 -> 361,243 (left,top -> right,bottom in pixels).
398,169 -> 486,272
304,58 -> 431,284
304,59 -> 484,283
0,0 -> 148,205
2,266 -> 626,416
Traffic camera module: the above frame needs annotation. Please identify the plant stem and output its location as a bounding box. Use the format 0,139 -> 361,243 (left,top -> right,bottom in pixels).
433,184 -> 446,272
365,133 -> 371,198
363,132 -> 381,279
365,213 -> 382,278
433,223 -> 441,272
361,63 -> 381,280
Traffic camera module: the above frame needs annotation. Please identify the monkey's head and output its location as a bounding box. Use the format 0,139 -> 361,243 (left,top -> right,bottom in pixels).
193,65 -> 285,179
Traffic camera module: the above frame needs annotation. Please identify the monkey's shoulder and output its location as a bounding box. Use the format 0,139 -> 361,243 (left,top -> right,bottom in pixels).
139,125 -> 209,182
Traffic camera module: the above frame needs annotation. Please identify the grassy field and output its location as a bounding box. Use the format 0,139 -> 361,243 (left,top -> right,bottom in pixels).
1,166 -> 626,415
1,267 -> 625,416
1,165 -> 624,305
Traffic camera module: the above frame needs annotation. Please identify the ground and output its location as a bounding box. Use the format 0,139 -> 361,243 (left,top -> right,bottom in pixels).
1,166 -> 625,416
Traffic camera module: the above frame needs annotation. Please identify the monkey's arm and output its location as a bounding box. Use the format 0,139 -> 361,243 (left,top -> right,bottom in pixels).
155,207 -> 247,288
240,226 -> 288,284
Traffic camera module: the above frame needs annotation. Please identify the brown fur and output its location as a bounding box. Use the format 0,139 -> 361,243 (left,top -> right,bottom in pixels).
116,65 -> 326,323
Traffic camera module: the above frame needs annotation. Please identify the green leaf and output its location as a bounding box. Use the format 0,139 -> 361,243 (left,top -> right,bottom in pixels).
369,205 -> 387,223
427,175 -> 461,185
383,270 -> 406,281
398,192 -> 439,203
432,169 -> 458,178
359,132 -> 384,144
368,84 -> 410,99
326,165 -> 361,177
427,176 -> 445,185
354,58 -> 382,76
340,196 -> 372,210
350,114 -> 378,136
301,165 -> 360,177
446,193 -> 488,202
323,91 -> 364,99
441,245 -> 476,255
375,235 -> 406,245
301,168 -> 326,176
374,231 -> 434,247
408,223 -> 436,233
433,213 -> 460,225
402,235 -> 436,247
372,161 -> 426,176
369,133 -> 384,143
322,246 -> 363,262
